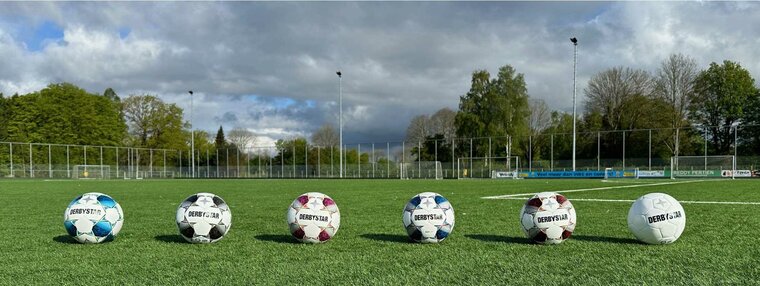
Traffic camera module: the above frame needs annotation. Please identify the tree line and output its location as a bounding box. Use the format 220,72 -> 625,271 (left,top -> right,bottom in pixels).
405,54 -> 760,164
0,83 -> 256,166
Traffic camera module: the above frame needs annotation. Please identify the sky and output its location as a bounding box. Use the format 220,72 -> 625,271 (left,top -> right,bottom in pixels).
0,1 -> 759,147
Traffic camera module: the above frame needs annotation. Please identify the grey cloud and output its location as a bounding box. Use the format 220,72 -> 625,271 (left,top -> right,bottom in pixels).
0,2 -> 759,145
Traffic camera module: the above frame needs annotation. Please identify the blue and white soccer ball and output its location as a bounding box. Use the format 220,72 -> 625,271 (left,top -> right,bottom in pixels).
402,192 -> 455,243
63,192 -> 124,244
176,193 -> 232,243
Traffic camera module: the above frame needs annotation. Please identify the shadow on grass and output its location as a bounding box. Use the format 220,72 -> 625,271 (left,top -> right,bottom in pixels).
154,234 -> 188,244
360,233 -> 411,243
572,235 -> 643,245
53,235 -> 79,244
254,234 -> 300,244
466,234 -> 533,244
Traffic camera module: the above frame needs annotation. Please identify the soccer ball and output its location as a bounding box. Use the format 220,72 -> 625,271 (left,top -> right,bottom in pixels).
627,193 -> 686,244
63,192 -> 124,244
520,192 -> 576,244
402,192 -> 455,243
176,193 -> 232,243
287,192 -> 340,243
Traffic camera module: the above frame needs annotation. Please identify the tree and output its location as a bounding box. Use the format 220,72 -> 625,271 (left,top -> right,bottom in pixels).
429,107 -> 456,141
690,60 -> 759,154
584,67 -> 662,160
742,91 -> 760,155
411,134 -> 452,162
228,127 -> 257,152
454,65 -> 530,158
122,94 -> 186,150
524,99 -> 552,160
0,93 -> 7,141
311,124 -> 339,147
653,54 -> 698,155
405,115 -> 431,144
103,87 -> 120,102
584,67 -> 655,131
215,126 -> 227,149
5,83 -> 126,145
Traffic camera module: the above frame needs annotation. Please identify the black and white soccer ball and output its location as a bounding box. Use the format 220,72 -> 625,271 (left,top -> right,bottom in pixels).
402,192 -> 455,243
176,193 -> 232,243
64,192 -> 124,244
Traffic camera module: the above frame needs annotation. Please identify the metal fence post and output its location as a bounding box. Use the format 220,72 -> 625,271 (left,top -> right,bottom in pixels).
9,143 -> 13,177
648,129 -> 652,171
622,131 -> 626,170
372,143 -> 375,178
48,144 -> 52,178
30,143 -> 33,178
528,136 -> 532,172
66,145 -> 69,178
387,142 -> 390,178
550,134 -> 554,171
597,132 -> 601,171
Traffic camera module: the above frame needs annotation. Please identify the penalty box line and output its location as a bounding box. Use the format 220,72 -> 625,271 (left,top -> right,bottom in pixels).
481,180 -> 706,200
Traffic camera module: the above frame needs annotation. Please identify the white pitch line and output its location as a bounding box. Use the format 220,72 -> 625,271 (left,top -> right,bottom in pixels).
481,180 -> 706,200
492,197 -> 760,205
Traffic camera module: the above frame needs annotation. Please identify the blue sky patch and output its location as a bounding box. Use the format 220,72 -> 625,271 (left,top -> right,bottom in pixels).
26,21 -> 64,52
118,27 -> 131,39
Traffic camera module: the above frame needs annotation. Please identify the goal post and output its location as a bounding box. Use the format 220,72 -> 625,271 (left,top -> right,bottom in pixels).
73,165 -> 111,179
457,156 -> 519,179
400,161 -> 443,180
670,155 -> 736,179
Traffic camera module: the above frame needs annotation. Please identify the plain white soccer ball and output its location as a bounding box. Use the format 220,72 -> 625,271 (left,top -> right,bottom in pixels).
627,193 -> 686,244
402,192 -> 455,243
287,192 -> 340,243
519,192 -> 576,244
176,193 -> 232,243
64,192 -> 124,244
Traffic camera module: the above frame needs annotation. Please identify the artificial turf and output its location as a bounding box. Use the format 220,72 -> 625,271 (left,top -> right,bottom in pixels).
0,178 -> 758,284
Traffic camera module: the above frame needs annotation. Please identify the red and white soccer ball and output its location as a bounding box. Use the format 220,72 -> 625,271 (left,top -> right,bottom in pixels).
287,192 -> 340,243
627,193 -> 686,244
519,192 -> 577,244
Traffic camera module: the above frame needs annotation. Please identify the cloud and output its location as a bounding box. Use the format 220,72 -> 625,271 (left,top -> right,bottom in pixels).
0,2 -> 759,145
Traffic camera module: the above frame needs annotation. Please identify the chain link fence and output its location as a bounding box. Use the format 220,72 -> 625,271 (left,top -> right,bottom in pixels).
1,124 -> 758,179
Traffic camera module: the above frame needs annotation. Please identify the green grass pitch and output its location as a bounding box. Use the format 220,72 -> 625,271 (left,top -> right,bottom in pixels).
1,178 -> 759,284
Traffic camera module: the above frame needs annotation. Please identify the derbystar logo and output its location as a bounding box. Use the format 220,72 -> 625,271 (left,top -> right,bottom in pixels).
69,209 -> 102,216
647,211 -> 682,224
187,211 -> 220,219
414,214 -> 443,221
537,214 -> 568,223
299,214 -> 328,222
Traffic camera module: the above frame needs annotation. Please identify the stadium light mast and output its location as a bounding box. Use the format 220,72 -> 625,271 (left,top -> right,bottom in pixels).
570,37 -> 578,172
336,71 -> 343,178
189,90 -> 195,178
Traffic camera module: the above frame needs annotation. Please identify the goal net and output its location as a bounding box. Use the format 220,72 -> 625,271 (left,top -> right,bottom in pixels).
73,165 -> 111,179
457,156 -> 520,179
399,161 -> 443,180
670,155 -> 736,179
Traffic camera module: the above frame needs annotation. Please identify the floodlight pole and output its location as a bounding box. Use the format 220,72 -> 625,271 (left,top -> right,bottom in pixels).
189,91 -> 195,178
570,37 -> 578,171
337,71 -> 343,178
